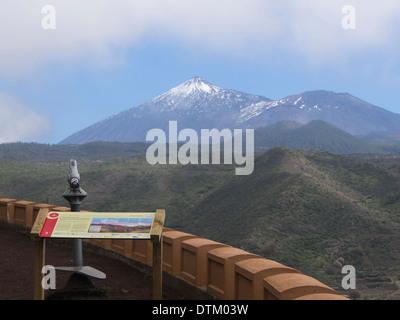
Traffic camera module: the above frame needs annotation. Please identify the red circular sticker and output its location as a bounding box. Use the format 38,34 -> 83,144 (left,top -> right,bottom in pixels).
49,212 -> 59,219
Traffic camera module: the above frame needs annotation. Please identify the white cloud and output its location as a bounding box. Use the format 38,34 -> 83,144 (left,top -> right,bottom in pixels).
279,0 -> 400,65
0,0 -> 399,77
0,92 -> 51,143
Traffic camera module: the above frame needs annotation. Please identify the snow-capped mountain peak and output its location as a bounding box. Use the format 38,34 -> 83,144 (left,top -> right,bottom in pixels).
180,76 -> 221,94
148,76 -> 268,113
153,76 -> 221,103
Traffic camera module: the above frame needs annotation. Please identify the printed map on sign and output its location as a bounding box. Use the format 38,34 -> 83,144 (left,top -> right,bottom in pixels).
39,211 -> 155,239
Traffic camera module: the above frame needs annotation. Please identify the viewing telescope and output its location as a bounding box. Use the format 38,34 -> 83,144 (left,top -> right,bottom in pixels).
63,159 -> 87,206
68,159 -> 80,189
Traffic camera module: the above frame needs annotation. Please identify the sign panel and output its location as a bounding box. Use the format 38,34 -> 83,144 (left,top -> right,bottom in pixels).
39,211 -> 155,239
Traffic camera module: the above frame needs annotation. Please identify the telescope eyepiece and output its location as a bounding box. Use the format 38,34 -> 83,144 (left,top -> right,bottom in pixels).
70,177 -> 80,189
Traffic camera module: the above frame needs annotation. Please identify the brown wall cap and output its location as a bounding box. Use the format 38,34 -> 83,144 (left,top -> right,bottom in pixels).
208,247 -> 259,263
163,230 -> 198,241
14,200 -> 37,206
0,198 -> 17,204
182,238 -> 227,250
50,206 -> 71,212
33,203 -> 56,209
293,293 -> 349,300
235,258 -> 299,279
263,273 -> 336,300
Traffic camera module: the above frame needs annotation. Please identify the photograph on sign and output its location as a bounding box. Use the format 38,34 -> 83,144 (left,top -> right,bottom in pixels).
89,217 -> 153,234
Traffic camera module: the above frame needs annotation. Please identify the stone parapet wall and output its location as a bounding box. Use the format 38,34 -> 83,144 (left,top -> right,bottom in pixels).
0,198 -> 348,300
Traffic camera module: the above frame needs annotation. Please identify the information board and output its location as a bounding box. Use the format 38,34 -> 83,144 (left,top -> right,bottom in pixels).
39,211 -> 156,239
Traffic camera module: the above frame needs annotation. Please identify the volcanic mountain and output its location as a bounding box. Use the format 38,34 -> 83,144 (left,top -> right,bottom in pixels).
59,77 -> 400,144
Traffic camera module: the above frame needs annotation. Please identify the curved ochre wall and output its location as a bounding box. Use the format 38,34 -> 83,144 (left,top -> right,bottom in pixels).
0,198 -> 348,300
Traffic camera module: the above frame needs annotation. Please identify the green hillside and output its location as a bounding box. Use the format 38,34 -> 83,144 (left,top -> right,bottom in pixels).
0,141 -> 149,161
180,148 -> 400,288
1,145 -> 400,298
255,120 -> 400,154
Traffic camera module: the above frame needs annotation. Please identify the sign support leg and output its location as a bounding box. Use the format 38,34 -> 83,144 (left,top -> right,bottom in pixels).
151,209 -> 165,300
33,238 -> 45,300
152,236 -> 163,300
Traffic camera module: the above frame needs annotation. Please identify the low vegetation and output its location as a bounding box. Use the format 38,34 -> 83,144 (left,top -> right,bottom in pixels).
1,142 -> 400,299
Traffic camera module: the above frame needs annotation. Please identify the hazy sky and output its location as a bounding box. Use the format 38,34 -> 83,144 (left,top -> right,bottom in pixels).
1,0 -> 399,144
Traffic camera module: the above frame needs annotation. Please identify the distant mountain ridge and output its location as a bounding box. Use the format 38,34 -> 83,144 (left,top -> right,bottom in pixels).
254,120 -> 383,154
241,90 -> 400,135
59,77 -> 400,144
